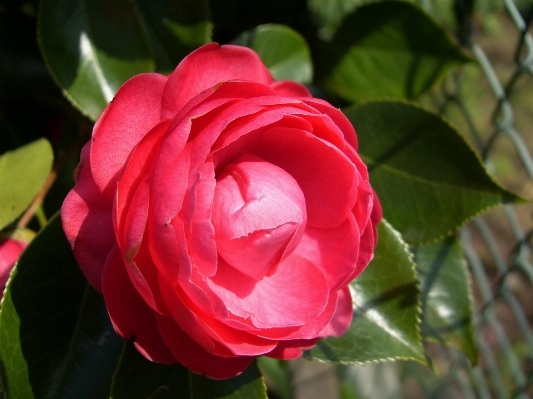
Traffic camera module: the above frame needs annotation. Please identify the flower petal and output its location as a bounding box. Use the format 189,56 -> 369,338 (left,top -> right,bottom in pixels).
156,314 -> 255,379
184,158 -> 218,277
115,120 -> 169,238
236,290 -> 340,341
212,153 -> 306,279
269,80 -> 311,97
265,338 -> 319,360
209,255 -> 329,328
302,98 -> 359,150
159,277 -> 278,356
61,142 -> 114,292
90,73 -> 167,197
102,245 -> 176,363
319,285 -> 353,337
293,213 -> 360,291
252,127 -> 358,228
0,238 -> 26,291
161,43 -> 274,119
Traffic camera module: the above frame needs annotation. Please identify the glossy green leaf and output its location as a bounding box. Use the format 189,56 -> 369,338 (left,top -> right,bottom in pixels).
307,220 -> 425,364
110,342 -> 267,399
347,101 -> 521,245
38,0 -> 211,121
233,24 -> 313,84
317,2 -> 470,102
0,138 -> 53,230
414,236 -> 477,364
0,214 -> 123,399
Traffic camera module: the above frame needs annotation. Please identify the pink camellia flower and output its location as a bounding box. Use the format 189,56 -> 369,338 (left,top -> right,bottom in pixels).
61,43 -> 381,379
0,237 -> 27,295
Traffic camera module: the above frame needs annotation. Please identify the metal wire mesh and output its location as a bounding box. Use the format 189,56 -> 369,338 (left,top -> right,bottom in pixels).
421,0 -> 533,397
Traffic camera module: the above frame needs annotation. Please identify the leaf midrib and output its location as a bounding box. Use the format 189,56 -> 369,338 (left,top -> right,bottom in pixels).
362,155 -> 505,197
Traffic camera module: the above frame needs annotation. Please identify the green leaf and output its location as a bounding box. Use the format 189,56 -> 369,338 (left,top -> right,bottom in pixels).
307,0 -> 367,32
38,0 -> 211,121
0,214 -> 123,399
414,236 -> 477,364
110,342 -> 267,399
0,138 -> 53,230
307,220 -> 425,364
347,101 -> 522,245
134,0 -> 212,74
233,24 -> 313,84
317,2 -> 470,102
0,228 -> 36,244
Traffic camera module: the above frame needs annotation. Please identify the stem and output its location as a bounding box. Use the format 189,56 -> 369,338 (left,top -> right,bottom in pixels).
35,205 -> 48,228
16,122 -> 92,229
17,169 -> 57,229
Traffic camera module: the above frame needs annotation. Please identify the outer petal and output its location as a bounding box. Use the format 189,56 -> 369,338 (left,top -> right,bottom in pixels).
90,73 -> 167,197
352,179 -> 374,232
115,120 -> 170,238
371,191 -> 383,226
264,338 -> 319,360
156,314 -> 255,379
61,142 -> 115,292
269,80 -> 311,97
161,43 -> 275,119
302,98 -> 359,150
350,221 -> 376,282
102,245 -> 176,364
319,285 -> 353,337
159,278 -> 278,356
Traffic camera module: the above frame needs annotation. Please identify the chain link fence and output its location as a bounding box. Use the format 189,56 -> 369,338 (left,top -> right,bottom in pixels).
415,0 -> 533,397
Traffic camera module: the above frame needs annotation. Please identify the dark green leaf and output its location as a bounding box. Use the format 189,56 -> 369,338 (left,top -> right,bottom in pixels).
134,0 -> 212,74
347,101 -> 522,245
38,0 -> 154,120
414,236 -> 477,364
307,220 -> 425,364
317,2 -> 470,102
233,24 -> 313,84
209,0 -> 305,45
0,214 -> 123,399
307,0 -> 366,32
110,342 -> 267,399
38,0 -> 211,121
0,138 -> 53,230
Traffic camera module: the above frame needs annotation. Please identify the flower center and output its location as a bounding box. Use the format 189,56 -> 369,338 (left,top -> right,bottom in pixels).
212,153 -> 307,280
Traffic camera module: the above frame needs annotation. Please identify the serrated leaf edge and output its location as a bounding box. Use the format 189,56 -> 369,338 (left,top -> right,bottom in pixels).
305,219 -> 426,367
